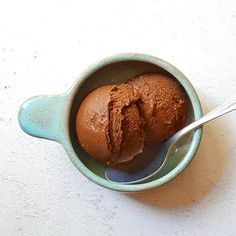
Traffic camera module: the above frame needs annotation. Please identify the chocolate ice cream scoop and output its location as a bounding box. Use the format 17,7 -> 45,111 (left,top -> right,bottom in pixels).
76,84 -> 144,165
128,73 -> 189,144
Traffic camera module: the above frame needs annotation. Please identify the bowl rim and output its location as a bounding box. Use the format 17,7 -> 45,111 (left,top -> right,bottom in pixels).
62,53 -> 203,192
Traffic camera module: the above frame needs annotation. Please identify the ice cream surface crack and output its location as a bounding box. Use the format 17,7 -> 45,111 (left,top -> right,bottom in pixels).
107,84 -> 144,164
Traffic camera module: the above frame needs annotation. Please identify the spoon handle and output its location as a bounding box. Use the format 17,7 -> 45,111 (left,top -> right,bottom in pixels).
172,96 -> 236,140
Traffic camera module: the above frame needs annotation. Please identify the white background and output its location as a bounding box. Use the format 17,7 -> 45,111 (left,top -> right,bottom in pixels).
1,0 -> 236,235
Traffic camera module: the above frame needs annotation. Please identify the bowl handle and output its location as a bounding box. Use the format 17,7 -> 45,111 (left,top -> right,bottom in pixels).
18,95 -> 67,142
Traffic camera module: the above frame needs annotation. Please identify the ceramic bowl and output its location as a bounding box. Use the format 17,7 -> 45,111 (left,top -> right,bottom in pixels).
18,53 -> 202,192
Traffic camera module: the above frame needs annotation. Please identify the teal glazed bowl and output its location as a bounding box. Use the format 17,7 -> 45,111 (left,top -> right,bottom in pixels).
18,53 -> 203,192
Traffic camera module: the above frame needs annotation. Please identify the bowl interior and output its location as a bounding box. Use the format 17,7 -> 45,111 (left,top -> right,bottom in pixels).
69,60 -> 195,183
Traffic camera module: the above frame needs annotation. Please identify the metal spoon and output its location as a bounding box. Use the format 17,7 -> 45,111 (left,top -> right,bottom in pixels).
105,97 -> 236,184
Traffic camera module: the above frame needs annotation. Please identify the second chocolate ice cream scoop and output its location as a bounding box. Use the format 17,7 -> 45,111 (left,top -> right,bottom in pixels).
128,73 -> 189,144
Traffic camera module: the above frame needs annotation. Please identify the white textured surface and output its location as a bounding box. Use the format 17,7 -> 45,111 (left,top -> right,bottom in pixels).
1,0 -> 236,235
